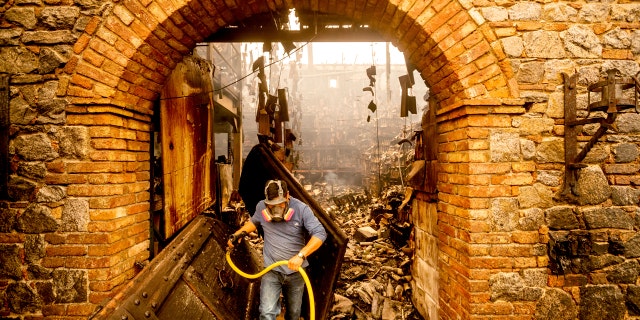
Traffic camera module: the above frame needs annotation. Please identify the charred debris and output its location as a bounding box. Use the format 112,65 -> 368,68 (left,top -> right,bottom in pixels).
311,182 -> 421,320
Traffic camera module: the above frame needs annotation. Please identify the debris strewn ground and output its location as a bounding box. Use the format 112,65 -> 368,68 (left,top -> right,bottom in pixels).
307,183 -> 424,320
230,180 -> 423,320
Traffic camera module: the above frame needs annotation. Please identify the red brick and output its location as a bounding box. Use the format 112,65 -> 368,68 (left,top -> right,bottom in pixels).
88,238 -> 133,256
135,130 -> 151,141
0,233 -> 25,243
86,173 -> 137,184
67,162 -> 124,173
462,163 -> 511,174
88,215 -> 137,232
67,303 -> 96,316
67,113 -> 126,126
89,150 -> 138,162
90,272 -> 128,291
470,256 -> 514,269
82,48 -> 105,67
511,231 -> 541,244
46,245 -> 88,256
89,194 -> 138,209
45,173 -> 89,185
489,244 -> 533,257
135,191 -> 151,203
491,173 -> 534,186
543,22 -> 569,32
42,304 -> 67,316
73,33 -> 92,54
126,161 -> 151,172
75,60 -> 119,87
67,184 -> 126,197
470,232 -> 510,244
512,162 -> 535,172
467,127 -> 489,139
65,256 -> 111,269
45,233 -> 67,245
603,49 -> 633,59
89,290 -> 118,304
90,208 -> 126,221
468,114 -> 511,127
127,140 -> 150,151
67,233 -> 110,244
515,21 -> 543,31
42,257 -> 66,268
89,126 -> 137,139
458,185 -> 512,197
513,257 -> 537,268
126,202 -> 150,215
124,119 -> 152,132
70,73 -> 94,90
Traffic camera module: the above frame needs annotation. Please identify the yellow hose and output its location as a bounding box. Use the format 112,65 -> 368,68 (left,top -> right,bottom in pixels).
225,251 -> 315,320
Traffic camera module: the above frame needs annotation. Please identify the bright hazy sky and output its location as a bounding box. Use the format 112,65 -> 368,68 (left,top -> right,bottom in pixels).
301,42 -> 406,65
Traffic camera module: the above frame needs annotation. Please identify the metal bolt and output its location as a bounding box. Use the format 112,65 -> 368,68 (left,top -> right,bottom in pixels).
164,276 -> 168,281
121,315 -> 128,320
134,299 -> 140,305
152,302 -> 157,308
145,311 -> 151,318
142,292 -> 148,298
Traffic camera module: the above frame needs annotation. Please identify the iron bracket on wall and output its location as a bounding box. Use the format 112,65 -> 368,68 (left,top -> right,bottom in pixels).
0,74 -> 9,200
562,69 -> 640,197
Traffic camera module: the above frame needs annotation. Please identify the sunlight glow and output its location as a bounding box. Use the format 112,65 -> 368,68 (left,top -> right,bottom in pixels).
300,42 -> 405,65
288,9 -> 300,31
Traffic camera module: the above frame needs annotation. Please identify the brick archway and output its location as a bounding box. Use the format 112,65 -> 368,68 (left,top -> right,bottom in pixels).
63,0 -> 516,112
58,0 -> 517,318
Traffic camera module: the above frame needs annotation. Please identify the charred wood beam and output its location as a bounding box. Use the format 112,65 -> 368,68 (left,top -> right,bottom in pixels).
0,74 -> 8,199
204,27 -> 385,43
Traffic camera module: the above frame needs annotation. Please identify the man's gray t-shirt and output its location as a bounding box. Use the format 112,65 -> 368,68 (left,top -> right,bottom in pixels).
251,197 -> 327,274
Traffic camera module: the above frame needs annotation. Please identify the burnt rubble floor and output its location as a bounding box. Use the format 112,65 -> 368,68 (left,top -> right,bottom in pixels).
241,183 -> 424,320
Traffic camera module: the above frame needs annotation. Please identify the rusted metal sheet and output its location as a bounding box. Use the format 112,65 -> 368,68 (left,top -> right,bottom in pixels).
160,56 -> 217,238
91,215 -> 262,320
239,143 -> 349,320
94,144 -> 346,320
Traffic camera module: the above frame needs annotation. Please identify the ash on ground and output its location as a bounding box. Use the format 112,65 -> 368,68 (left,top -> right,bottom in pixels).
308,182 -> 424,320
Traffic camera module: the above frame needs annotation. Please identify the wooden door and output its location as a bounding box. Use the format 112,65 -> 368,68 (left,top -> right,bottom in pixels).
159,56 -> 216,238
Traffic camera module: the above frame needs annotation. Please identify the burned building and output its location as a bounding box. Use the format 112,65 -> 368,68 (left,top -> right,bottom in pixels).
2,1 -> 640,320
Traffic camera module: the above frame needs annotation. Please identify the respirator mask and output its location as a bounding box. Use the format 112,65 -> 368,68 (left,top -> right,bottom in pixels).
262,180 -> 293,222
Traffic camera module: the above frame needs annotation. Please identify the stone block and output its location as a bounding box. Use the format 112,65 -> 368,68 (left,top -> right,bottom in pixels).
6,282 -> 42,313
354,226 -> 378,242
579,285 -> 625,320
0,244 -> 22,280
574,166 -> 611,205
535,288 -> 577,320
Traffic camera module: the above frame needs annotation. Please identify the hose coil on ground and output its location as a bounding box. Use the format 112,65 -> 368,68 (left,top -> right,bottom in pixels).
225,251 -> 316,320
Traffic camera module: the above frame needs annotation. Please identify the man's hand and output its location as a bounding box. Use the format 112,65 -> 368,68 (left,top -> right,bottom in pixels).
288,255 -> 304,271
227,231 -> 247,248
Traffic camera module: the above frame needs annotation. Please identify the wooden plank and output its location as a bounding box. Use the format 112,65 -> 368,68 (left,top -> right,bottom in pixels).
160,56 -> 216,238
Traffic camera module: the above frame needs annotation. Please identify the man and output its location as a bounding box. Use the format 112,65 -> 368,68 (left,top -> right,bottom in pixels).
228,179 -> 327,320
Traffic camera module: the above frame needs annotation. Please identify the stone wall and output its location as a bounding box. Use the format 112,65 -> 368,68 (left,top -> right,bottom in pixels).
1,1 -> 151,318
1,0 -> 640,319
455,1 -> 640,319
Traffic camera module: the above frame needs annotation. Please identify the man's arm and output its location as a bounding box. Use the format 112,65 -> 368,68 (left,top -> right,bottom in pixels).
287,236 -> 323,271
227,220 -> 257,248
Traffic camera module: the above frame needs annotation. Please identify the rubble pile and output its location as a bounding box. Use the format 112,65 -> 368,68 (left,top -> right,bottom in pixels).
306,183 -> 423,320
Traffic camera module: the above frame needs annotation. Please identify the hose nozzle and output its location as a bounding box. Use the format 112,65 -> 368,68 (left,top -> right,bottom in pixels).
228,231 -> 248,244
